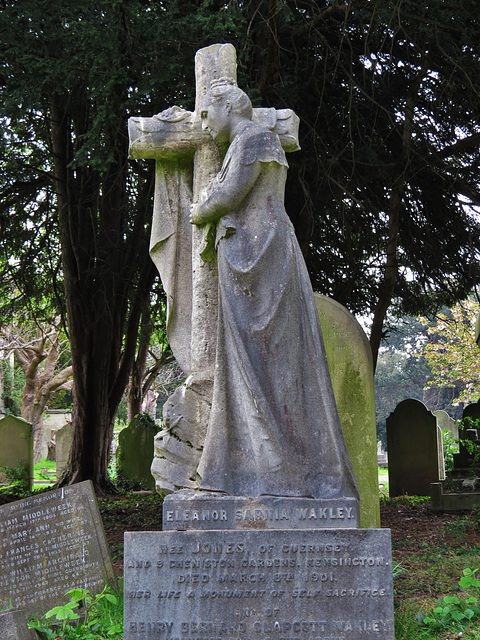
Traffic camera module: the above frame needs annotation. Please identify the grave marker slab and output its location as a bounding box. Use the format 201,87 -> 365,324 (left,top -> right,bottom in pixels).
315,294 -> 380,528
387,399 -> 440,496
117,416 -> 158,490
0,415 -> 33,489
0,480 -> 116,615
124,529 -> 394,640
0,609 -> 36,640
55,421 -> 73,478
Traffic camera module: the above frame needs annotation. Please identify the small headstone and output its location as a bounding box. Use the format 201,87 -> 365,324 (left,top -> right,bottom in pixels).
315,294 -> 380,528
387,399 -> 441,496
116,416 -> 158,490
40,410 -> 71,459
0,609 -> 36,640
434,409 -> 459,440
0,415 -> 33,489
55,421 -> 73,479
377,441 -> 388,466
462,399 -> 480,428
0,481 -> 116,615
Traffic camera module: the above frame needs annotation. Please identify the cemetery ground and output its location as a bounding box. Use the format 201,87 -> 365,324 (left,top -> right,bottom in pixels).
2,486 -> 480,638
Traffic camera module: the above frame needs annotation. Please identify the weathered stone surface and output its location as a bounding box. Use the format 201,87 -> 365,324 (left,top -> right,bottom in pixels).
434,409 -> 459,440
0,609 -> 36,640
0,481 -> 116,615
162,490 -> 359,530
124,529 -> 394,640
139,45 -> 356,501
0,415 -> 33,489
55,421 -> 72,479
387,399 -> 441,497
116,416 -> 158,490
315,294 -> 379,527
40,410 -> 71,460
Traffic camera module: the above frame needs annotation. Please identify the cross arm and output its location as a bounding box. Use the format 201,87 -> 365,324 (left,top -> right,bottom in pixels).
128,106 -> 300,161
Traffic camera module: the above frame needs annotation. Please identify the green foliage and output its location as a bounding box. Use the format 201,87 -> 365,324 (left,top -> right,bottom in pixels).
1,360 -> 23,416
442,428 -> 459,473
29,585 -> 122,640
0,459 -> 29,494
418,568 -> 480,632
420,298 -> 480,406
374,316 -> 433,445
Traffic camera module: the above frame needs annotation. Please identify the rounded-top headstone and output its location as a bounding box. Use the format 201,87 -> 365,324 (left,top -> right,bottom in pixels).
315,294 -> 380,528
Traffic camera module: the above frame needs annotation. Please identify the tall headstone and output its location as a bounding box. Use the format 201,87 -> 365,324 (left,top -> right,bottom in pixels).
315,294 -> 380,528
116,416 -> 158,490
0,415 -> 33,489
387,398 -> 441,496
125,43 -> 394,640
55,420 -> 73,479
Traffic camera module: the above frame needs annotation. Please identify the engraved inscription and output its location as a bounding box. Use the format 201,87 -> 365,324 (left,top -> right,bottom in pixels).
124,530 -> 395,639
0,482 -> 114,614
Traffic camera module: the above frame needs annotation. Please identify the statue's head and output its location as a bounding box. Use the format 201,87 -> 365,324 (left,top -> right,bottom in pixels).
200,78 -> 252,143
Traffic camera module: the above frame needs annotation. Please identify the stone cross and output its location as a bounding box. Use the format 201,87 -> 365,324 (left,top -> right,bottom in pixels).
129,43 -> 299,380
129,44 -> 300,492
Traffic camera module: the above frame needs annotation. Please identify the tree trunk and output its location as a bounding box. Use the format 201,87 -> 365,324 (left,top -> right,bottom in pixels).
127,303 -> 154,423
50,90 -> 157,494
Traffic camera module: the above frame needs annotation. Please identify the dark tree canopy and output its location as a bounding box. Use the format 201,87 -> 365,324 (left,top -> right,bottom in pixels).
1,0 -> 480,489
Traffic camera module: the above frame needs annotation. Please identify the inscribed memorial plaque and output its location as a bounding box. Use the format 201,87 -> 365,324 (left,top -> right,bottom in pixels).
0,481 -> 116,615
124,529 -> 394,640
162,491 -> 359,530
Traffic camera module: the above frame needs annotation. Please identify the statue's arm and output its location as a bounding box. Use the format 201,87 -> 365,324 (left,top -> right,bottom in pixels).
190,157 -> 262,225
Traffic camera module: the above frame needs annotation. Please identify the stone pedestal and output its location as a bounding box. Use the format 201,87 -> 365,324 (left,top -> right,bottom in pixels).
124,494 -> 394,640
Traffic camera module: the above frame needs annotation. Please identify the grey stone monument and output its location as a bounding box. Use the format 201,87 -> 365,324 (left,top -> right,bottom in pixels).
125,43 -> 394,640
55,420 -> 73,479
0,415 -> 33,489
0,481 -> 116,616
0,610 -> 36,640
387,398 -> 442,496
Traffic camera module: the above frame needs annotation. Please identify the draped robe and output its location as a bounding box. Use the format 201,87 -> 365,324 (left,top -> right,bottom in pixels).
197,121 -> 358,500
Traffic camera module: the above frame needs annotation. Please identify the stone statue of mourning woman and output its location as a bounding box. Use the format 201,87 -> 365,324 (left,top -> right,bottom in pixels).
188,77 -> 358,501
131,43 -> 358,504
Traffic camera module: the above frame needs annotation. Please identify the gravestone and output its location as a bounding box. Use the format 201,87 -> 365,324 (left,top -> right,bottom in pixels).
387,398 -> 441,496
116,416 -> 158,490
462,398 -> 480,426
434,409 -> 459,440
315,294 -> 380,528
0,610 -> 36,640
55,421 -> 73,479
125,42 -> 394,640
0,480 -> 116,615
40,410 -> 72,460
377,441 -> 388,467
0,415 -> 33,489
